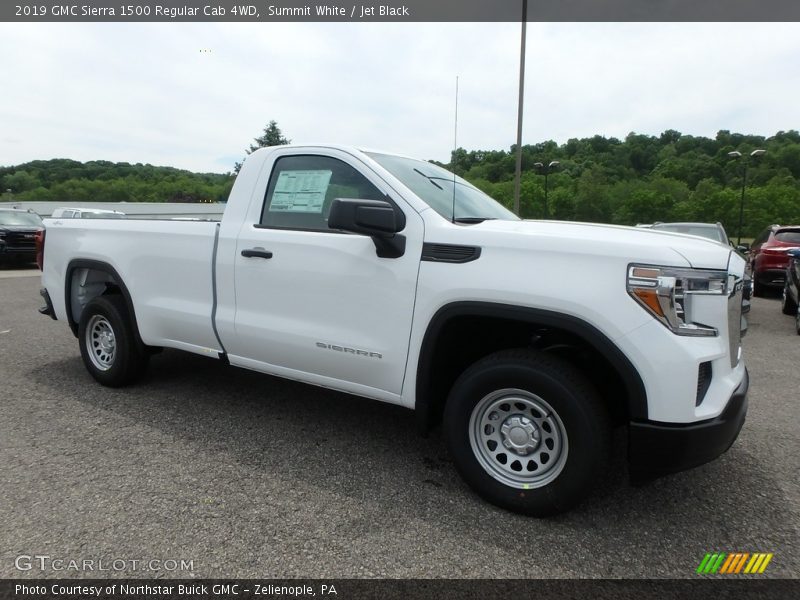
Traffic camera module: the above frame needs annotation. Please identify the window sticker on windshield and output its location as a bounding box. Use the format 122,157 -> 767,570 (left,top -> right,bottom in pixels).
269,170 -> 332,213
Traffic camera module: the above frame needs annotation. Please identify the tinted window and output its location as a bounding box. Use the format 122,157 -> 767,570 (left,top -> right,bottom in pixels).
260,155 -> 385,231
753,228 -> 771,246
775,230 -> 800,243
83,212 -> 124,219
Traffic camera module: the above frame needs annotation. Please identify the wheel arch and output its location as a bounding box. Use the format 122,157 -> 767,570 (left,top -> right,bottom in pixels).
415,301 -> 648,431
65,259 -> 144,347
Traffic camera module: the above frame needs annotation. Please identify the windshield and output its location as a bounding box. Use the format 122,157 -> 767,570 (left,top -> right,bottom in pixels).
366,152 -> 518,222
0,210 -> 43,227
652,223 -> 725,243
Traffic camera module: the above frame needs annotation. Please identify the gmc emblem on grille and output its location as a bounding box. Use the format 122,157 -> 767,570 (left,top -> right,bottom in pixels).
24,234 -> 35,239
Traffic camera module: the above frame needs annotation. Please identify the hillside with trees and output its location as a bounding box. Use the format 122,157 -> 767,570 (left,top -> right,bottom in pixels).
445,129 -> 800,238
0,159 -> 234,204
2,127 -> 799,237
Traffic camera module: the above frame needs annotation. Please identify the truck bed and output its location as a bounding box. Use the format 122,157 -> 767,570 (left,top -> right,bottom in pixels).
42,218 -> 222,355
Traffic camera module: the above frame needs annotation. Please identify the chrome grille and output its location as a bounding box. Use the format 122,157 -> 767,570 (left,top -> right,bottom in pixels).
674,279 -> 685,322
727,276 -> 743,368
3,231 -> 37,250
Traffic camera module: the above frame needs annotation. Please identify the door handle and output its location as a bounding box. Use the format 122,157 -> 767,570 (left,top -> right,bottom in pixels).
241,248 -> 273,259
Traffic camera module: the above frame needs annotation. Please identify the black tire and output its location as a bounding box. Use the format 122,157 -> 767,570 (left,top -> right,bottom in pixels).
78,294 -> 148,387
782,283 -> 798,315
444,349 -> 610,517
752,276 -> 764,298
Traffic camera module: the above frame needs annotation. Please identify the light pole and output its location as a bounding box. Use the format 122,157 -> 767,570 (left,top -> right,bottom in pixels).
534,160 -> 560,217
728,149 -> 765,246
513,0 -> 528,216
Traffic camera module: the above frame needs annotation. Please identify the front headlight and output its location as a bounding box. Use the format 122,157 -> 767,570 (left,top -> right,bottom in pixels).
627,264 -> 728,337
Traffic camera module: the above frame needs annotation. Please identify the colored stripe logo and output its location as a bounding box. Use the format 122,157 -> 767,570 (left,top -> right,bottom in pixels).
697,552 -> 773,574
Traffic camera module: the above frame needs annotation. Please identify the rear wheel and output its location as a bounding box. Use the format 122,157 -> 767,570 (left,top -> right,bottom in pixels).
78,295 -> 148,387
444,349 -> 610,516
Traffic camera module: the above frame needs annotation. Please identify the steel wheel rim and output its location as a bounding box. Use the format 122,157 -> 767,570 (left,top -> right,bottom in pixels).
469,388 -> 569,489
86,315 -> 116,371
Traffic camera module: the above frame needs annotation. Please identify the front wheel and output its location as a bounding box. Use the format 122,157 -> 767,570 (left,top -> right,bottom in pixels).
444,349 -> 610,516
78,294 -> 148,387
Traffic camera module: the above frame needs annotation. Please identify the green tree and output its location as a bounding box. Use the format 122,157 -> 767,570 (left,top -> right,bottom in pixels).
571,168 -> 609,222
235,120 -> 291,173
3,170 -> 40,193
0,159 -> 233,204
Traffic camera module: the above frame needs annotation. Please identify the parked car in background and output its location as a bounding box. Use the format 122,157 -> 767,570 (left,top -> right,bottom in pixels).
749,225 -> 800,296
51,207 -> 126,219
0,207 -> 44,265
782,249 -> 800,333
649,221 -> 751,313
650,221 -> 730,246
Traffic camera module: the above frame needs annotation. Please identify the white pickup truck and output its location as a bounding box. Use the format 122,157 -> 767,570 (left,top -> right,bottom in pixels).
39,145 -> 749,516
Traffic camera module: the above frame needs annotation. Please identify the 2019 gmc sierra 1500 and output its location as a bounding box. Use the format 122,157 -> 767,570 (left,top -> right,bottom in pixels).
38,144 -> 749,516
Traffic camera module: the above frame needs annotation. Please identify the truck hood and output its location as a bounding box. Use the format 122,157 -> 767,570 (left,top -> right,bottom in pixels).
0,225 -> 42,232
460,219 -> 733,271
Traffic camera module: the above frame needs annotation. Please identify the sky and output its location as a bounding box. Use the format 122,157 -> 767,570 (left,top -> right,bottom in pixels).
0,22 -> 798,173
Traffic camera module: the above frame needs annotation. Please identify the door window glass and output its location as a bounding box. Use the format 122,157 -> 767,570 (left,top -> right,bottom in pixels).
260,155 -> 384,231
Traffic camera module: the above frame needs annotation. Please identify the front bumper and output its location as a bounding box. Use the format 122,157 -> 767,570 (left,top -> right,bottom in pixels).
755,268 -> 786,288
628,368 -> 748,479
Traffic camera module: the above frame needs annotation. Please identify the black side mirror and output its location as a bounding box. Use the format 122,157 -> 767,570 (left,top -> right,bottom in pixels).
328,198 -> 399,237
328,198 -> 406,258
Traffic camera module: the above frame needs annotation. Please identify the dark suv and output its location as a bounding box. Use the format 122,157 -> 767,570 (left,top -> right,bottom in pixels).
750,225 -> 800,296
0,208 -> 44,265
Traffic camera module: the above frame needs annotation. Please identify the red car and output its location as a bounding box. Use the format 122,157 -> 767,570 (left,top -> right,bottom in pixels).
749,224 -> 800,296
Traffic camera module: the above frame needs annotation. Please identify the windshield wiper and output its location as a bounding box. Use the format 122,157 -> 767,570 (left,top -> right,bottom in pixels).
413,168 -> 444,190
453,217 -> 497,224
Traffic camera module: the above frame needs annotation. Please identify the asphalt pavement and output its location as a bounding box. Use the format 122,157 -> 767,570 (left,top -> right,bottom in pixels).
0,273 -> 797,578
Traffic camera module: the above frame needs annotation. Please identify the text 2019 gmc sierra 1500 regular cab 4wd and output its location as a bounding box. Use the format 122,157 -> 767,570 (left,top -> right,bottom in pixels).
38,145 -> 749,516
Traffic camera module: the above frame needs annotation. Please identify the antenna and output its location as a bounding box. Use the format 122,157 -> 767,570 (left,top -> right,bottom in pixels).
452,75 -> 459,224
